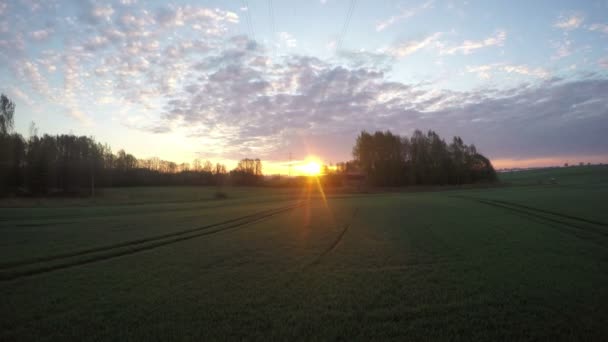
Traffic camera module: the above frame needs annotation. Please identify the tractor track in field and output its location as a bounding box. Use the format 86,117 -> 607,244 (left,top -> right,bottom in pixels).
0,202 -> 304,281
258,206 -> 360,311
0,202 -> 302,270
453,196 -> 608,244
485,198 -> 608,228
0,196 -> 310,223
476,198 -> 608,237
308,207 -> 359,267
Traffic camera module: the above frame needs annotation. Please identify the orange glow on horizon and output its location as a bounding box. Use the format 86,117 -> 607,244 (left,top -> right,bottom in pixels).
492,155 -> 608,169
296,157 -> 323,176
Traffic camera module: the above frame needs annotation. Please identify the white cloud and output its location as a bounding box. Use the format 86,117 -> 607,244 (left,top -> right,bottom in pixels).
61,54 -> 93,124
376,1 -> 434,32
278,32 -> 297,48
440,30 -> 506,55
502,65 -> 549,78
155,6 -> 238,28
83,35 -> 110,50
551,39 -> 572,60
29,29 -> 53,41
145,35 -> 608,161
15,60 -> 51,96
554,13 -> 584,30
467,63 -> 549,79
92,4 -> 115,21
588,23 -> 608,34
7,86 -> 33,106
68,108 -> 93,125
37,52 -> 59,73
2,1 -> 607,159
387,32 -> 441,57
466,64 -> 494,79
20,0 -> 47,12
600,58 -> 608,69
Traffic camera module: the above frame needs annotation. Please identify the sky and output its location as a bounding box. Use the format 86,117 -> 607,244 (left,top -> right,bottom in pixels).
1,0 -> 607,173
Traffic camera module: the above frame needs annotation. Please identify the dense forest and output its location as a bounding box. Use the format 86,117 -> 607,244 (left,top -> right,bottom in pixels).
1,93 -> 496,196
351,130 -> 496,186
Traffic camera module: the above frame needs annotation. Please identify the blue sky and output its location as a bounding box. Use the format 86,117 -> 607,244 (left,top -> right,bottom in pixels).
1,0 -> 607,172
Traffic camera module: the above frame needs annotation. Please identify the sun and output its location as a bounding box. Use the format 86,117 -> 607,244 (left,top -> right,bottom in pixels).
300,159 -> 322,176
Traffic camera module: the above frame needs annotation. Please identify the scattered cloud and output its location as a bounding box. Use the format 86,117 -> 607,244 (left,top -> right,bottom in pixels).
551,39 -> 573,60
326,40 -> 337,51
467,63 -> 549,79
588,23 -> 608,34
150,37 -> 607,161
92,4 -> 115,21
155,5 -> 238,29
337,50 -> 393,70
502,65 -> 549,78
439,30 -> 506,55
554,13 -> 584,30
7,86 -> 33,106
278,32 -> 297,48
15,60 -> 51,96
19,0 -> 48,12
466,64 -> 494,79
376,1 -> 434,32
29,29 -> 53,41
0,2 -> 242,126
1,1 -> 606,162
387,32 -> 441,57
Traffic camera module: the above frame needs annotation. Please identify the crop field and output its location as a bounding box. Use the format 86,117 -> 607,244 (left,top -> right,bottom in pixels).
1,166 -> 607,341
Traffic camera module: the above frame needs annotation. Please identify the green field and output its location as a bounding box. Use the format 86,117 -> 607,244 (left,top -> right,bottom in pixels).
1,166 -> 608,341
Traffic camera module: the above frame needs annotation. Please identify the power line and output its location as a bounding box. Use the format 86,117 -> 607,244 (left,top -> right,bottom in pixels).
268,0 -> 276,55
335,0 -> 357,52
242,0 -> 256,41
336,0 -> 356,51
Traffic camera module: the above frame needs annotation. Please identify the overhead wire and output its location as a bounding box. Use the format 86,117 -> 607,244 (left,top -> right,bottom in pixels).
335,0 -> 357,52
242,0 -> 256,41
268,0 -> 276,56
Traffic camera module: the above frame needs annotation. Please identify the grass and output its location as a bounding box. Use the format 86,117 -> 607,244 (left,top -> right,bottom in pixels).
1,167 -> 607,340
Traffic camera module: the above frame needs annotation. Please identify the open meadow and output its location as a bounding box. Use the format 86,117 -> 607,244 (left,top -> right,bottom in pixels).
1,166 -> 607,341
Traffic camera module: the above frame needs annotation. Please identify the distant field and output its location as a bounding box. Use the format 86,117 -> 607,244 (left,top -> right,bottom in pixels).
499,164 -> 608,186
1,167 -> 607,340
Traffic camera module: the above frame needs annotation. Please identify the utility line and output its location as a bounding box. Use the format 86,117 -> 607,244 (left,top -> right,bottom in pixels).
268,0 -> 276,55
335,0 -> 357,52
242,0 -> 256,41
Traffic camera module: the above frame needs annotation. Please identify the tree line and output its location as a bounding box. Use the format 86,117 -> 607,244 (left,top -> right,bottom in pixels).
351,130 -> 496,186
0,94 -> 263,196
1,93 -> 496,195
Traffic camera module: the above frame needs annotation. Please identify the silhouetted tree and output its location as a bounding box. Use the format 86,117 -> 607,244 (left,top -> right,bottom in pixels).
230,158 -> 263,185
0,94 -> 17,194
353,131 -> 405,186
353,130 -> 496,187
192,159 -> 201,171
